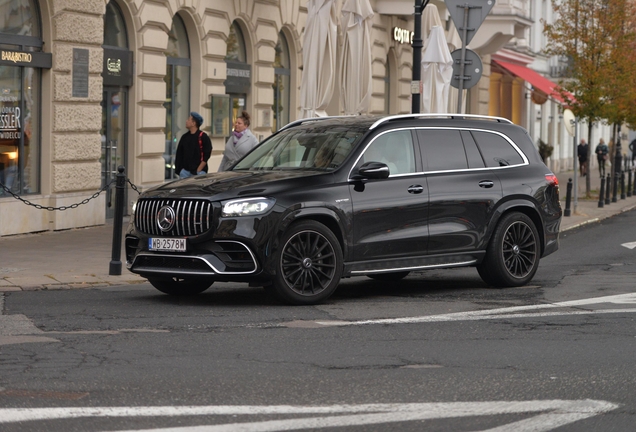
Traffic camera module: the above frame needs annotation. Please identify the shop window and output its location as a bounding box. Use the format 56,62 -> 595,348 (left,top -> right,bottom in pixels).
0,0 -> 41,195
224,22 -> 250,131
164,14 -> 191,180
273,32 -> 290,132
103,1 -> 127,48
225,22 -> 247,63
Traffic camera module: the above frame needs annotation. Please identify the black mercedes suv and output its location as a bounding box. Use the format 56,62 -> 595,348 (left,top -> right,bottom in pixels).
125,114 -> 561,304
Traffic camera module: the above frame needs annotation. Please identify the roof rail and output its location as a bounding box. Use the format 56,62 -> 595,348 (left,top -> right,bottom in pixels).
279,115 -> 351,131
369,113 -> 514,130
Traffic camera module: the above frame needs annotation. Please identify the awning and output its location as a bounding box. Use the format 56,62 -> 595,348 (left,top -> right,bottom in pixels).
493,60 -> 573,105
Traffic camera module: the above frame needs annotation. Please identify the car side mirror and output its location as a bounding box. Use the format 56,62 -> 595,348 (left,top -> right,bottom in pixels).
352,161 -> 390,180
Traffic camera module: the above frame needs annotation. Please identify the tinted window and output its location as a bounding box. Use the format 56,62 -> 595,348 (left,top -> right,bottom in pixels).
418,129 -> 468,171
459,131 -> 486,169
471,131 -> 524,167
361,130 -> 415,175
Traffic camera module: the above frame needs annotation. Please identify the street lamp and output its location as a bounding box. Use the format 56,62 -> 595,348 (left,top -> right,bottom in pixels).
411,0 -> 430,114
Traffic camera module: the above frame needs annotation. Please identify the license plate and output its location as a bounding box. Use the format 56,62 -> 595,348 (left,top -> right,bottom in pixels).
149,238 -> 186,252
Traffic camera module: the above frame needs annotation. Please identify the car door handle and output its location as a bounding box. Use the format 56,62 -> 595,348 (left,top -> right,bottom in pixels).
407,185 -> 424,194
479,180 -> 494,188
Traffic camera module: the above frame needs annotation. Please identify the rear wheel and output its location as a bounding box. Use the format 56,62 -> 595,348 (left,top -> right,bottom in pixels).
368,271 -> 410,281
477,212 -> 540,287
271,220 -> 343,305
148,277 -> 212,296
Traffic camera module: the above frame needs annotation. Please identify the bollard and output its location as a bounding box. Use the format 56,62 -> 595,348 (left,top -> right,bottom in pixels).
628,169 -> 633,197
621,170 -> 626,199
598,176 -> 605,208
605,173 -> 612,205
109,166 -> 126,275
564,178 -> 572,217
613,141 -> 622,203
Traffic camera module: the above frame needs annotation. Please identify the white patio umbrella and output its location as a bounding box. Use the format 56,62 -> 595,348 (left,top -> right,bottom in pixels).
339,0 -> 374,115
421,26 -> 454,114
422,3 -> 443,46
299,0 -> 338,118
446,21 -> 467,113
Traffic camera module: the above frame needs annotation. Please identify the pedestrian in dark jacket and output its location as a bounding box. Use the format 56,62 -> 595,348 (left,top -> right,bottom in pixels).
175,111 -> 212,179
595,138 -> 609,177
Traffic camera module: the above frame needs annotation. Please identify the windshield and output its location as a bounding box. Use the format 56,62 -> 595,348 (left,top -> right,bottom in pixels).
233,126 -> 363,171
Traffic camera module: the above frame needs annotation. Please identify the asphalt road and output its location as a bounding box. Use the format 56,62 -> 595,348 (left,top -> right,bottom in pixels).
1,210 -> 636,432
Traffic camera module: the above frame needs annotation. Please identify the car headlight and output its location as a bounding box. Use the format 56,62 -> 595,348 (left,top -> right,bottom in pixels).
131,201 -> 137,215
222,197 -> 276,217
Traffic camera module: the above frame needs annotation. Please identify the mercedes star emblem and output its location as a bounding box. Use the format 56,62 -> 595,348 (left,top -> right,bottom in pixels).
156,205 -> 176,232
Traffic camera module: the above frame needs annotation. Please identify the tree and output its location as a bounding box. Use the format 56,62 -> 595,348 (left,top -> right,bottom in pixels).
544,0 -> 636,198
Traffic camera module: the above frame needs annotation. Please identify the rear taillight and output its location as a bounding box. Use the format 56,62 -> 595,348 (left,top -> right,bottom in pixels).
545,174 -> 558,186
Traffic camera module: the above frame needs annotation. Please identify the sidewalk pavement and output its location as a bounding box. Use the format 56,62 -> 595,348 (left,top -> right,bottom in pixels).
2,170 -> 635,292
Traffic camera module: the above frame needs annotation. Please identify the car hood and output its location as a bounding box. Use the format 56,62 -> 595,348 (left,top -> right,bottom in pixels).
140,170 -> 329,200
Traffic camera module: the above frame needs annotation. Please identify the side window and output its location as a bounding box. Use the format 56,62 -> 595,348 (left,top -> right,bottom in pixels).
471,131 -> 524,167
459,130 -> 486,169
418,129 -> 468,171
361,130 -> 415,175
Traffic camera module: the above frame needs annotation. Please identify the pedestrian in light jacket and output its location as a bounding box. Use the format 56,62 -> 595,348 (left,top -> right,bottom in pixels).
218,111 -> 259,171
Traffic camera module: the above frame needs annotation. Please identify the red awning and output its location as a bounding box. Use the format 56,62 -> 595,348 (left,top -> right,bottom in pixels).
493,60 -> 573,105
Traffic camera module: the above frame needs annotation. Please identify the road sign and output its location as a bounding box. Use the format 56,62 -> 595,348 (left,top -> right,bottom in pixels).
450,48 -> 482,90
445,0 -> 496,46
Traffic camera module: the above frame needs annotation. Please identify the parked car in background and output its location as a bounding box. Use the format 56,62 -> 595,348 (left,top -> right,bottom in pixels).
125,114 -> 562,305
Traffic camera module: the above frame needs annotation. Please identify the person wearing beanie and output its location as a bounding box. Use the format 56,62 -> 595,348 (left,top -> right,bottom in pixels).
218,110 -> 259,171
174,111 -> 212,178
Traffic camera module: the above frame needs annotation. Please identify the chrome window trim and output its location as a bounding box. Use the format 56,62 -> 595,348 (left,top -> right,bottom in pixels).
347,126 -> 528,181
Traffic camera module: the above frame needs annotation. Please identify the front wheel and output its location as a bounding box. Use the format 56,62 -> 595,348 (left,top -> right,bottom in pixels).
148,277 -> 212,296
477,212 -> 540,288
270,220 -> 343,305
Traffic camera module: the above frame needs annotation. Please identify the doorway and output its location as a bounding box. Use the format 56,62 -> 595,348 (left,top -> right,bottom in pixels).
101,87 -> 128,219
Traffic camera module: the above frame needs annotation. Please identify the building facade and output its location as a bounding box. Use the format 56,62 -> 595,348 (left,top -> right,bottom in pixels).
2,0 -> 614,237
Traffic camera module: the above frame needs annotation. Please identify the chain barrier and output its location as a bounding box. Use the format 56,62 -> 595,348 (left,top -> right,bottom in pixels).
0,177 -> 141,212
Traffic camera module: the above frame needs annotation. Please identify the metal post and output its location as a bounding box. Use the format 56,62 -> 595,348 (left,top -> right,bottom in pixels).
628,169 -> 633,197
564,178 -> 572,216
598,176 -> 605,208
109,166 -> 126,275
411,0 -> 427,114
621,170 -> 626,199
456,3 -> 470,113
613,142 -> 622,203
605,173 -> 611,205
573,119 -> 578,213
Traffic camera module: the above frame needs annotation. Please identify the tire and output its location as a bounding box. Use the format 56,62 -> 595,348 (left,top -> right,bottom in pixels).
271,220 -> 343,305
148,277 -> 212,296
368,271 -> 410,281
477,212 -> 540,288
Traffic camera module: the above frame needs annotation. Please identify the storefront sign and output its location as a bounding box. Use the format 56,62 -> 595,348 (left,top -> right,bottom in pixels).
102,47 -> 133,87
225,61 -> 251,94
0,49 -> 52,68
72,48 -> 89,98
393,27 -> 413,45
0,90 -> 21,141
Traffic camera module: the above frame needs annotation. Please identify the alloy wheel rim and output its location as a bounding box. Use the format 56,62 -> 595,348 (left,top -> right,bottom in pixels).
502,221 -> 537,278
281,230 -> 337,296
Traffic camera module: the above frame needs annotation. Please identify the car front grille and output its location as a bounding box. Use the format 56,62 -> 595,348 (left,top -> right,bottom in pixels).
134,198 -> 213,237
